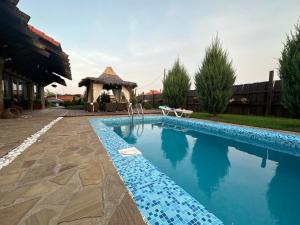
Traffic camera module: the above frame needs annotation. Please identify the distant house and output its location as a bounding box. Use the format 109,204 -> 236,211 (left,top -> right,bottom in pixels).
46,98 -> 63,104
57,94 -> 81,102
144,90 -> 162,95
46,94 -> 81,102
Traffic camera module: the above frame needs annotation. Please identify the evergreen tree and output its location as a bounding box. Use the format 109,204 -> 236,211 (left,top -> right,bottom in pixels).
195,37 -> 236,116
163,59 -> 191,108
279,22 -> 300,117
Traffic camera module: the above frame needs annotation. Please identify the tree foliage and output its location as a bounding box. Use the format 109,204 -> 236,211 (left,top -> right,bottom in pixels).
195,37 -> 236,116
45,89 -> 56,97
279,22 -> 300,117
163,59 -> 191,108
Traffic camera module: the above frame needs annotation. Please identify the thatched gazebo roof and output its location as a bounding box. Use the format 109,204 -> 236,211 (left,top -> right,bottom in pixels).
78,67 -> 137,89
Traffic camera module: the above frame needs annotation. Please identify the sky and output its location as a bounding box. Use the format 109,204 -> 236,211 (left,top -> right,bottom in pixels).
19,0 -> 300,95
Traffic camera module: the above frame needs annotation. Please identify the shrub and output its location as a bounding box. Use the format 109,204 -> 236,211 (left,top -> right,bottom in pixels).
163,59 -> 191,108
279,22 -> 300,117
63,101 -> 72,107
143,102 -> 152,109
195,37 -> 236,116
130,90 -> 137,105
72,96 -> 84,105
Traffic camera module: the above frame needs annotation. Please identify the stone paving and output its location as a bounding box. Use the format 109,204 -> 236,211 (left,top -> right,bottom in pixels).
0,107 -> 160,157
0,116 -> 145,225
0,108 -> 69,157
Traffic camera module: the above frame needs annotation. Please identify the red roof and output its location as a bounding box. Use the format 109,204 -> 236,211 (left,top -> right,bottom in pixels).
144,90 -> 161,95
46,95 -> 80,102
28,24 -> 60,47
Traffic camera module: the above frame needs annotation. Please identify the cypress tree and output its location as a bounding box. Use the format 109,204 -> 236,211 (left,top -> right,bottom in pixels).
279,22 -> 300,117
163,59 -> 191,108
195,37 -> 236,116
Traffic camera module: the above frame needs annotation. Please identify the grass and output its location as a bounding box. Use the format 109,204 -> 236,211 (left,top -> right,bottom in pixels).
191,112 -> 300,133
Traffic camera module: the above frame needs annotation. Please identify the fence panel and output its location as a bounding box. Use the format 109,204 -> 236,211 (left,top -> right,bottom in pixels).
138,76 -> 292,117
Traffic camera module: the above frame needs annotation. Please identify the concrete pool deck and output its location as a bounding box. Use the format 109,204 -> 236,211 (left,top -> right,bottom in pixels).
0,114 -> 145,225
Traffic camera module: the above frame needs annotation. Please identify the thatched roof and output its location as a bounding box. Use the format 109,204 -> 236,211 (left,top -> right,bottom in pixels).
78,67 -> 137,89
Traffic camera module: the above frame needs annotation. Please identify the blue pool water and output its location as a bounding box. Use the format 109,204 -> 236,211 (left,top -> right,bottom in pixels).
113,122 -> 300,225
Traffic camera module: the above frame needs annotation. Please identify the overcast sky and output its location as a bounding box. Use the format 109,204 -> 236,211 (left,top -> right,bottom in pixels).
19,0 -> 300,94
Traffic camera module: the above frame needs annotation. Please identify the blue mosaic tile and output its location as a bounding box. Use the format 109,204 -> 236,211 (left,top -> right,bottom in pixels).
90,115 -> 300,225
161,116 -> 300,156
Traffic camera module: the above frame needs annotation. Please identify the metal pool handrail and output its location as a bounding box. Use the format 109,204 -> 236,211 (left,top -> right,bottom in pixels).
128,103 -> 144,120
128,103 -> 133,118
135,103 -> 144,119
138,103 -> 144,119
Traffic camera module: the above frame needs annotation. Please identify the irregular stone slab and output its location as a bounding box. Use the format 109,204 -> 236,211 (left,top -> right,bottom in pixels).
60,154 -> 87,166
0,184 -> 32,206
59,146 -> 80,157
25,208 -> 57,225
37,156 -> 57,165
0,197 -> 40,225
41,183 -> 78,205
23,181 -> 53,198
58,186 -> 104,223
58,163 -> 77,173
20,161 -> 56,184
101,161 -> 118,175
50,169 -> 76,185
103,175 -> 126,206
78,147 -> 94,156
79,163 -> 103,186
0,172 -> 20,186
22,160 -> 36,168
108,193 -> 145,225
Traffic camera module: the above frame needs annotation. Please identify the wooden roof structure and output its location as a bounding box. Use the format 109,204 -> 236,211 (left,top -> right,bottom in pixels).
0,0 -> 71,86
79,67 -> 137,89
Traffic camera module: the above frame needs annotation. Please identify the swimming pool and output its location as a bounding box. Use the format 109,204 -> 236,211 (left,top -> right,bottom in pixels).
90,116 -> 300,225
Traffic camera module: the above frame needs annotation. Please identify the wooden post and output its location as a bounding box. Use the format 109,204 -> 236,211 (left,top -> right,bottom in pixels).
28,81 -> 34,110
152,93 -> 155,108
265,70 -> 274,116
89,83 -> 94,103
0,58 -> 4,112
39,86 -> 45,109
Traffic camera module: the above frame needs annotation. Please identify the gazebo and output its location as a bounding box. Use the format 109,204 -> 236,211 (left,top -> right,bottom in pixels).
78,67 -> 137,111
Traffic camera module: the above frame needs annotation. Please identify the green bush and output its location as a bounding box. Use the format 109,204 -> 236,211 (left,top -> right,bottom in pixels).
163,59 -> 191,108
130,90 -> 137,105
279,22 -> 300,117
195,37 -> 236,116
143,102 -> 152,109
72,96 -> 84,105
63,101 -> 72,107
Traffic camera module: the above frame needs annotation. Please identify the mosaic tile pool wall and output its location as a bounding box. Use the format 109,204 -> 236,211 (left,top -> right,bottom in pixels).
163,117 -> 300,156
90,116 -> 300,225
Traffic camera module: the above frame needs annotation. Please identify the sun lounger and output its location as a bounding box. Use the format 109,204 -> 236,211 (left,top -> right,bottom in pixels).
159,106 -> 193,117
174,108 -> 193,118
159,106 -> 174,116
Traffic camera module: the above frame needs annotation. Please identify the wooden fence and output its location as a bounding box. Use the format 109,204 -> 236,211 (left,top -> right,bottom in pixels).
138,71 -> 292,117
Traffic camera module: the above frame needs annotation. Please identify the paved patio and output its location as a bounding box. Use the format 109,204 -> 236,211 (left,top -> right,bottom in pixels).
0,108 -> 160,157
0,110 -> 62,157
0,114 -> 145,225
